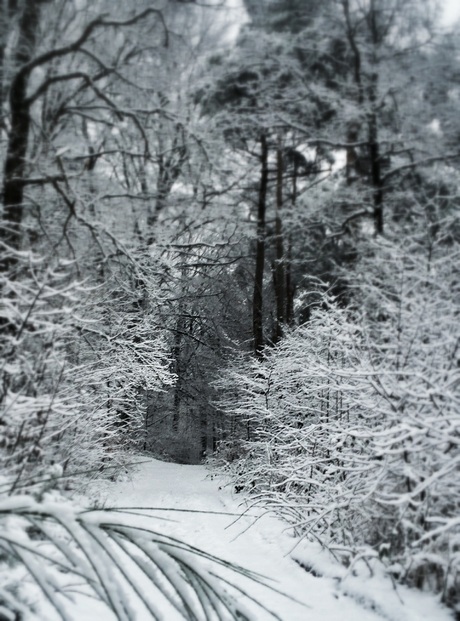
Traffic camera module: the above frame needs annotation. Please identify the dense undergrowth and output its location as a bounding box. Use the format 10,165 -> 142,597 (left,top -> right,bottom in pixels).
214,219 -> 460,612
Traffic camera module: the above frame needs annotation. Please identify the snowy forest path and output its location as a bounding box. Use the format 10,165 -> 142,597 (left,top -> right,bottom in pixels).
100,457 -> 451,621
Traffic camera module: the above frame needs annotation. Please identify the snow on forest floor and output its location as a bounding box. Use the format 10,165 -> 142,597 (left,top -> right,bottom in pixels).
81,455 -> 453,621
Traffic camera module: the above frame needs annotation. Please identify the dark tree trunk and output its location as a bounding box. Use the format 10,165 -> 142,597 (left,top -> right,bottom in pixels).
273,141 -> 286,342
2,0 -> 43,266
369,110 -> 384,234
344,0 -> 384,234
286,234 -> 295,325
285,157 -> 298,326
0,2 -> 20,122
345,121 -> 360,184
368,2 -> 384,234
252,134 -> 268,357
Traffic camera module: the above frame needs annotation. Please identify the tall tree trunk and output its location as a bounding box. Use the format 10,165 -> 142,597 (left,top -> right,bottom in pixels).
252,134 -> 268,357
368,0 -> 384,235
285,156 -> 298,325
273,139 -> 286,342
368,105 -> 383,234
343,0 -> 384,234
2,0 -> 43,266
286,234 -> 294,325
0,1 -> 19,123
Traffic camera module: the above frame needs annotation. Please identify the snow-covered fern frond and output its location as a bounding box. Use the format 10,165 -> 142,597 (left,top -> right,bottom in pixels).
0,497 -> 281,621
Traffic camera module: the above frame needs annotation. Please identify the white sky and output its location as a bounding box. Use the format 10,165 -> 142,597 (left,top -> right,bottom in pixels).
225,0 -> 460,28
440,0 -> 460,25
221,0 -> 460,41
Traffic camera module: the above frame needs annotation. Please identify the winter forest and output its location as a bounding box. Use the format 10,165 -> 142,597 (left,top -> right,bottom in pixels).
0,0 -> 459,619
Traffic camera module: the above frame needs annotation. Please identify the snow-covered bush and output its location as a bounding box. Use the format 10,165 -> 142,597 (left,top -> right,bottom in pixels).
0,241 -> 174,488
0,250 -> 96,484
351,222 -> 460,599
214,300 -> 374,541
215,212 -> 460,604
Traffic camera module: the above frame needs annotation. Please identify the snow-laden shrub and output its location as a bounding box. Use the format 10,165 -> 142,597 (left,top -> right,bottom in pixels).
352,228 -> 460,601
214,300 -> 375,542
215,220 -> 460,604
0,245 -> 174,487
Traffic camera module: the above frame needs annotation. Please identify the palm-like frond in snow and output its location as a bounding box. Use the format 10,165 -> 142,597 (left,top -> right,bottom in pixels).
0,497 -> 282,621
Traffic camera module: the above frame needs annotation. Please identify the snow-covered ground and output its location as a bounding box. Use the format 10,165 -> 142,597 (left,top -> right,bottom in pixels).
91,456 -> 453,621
